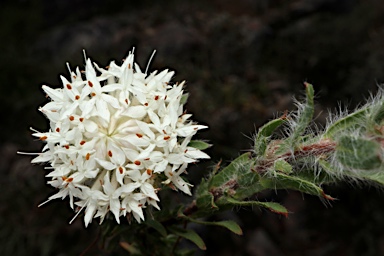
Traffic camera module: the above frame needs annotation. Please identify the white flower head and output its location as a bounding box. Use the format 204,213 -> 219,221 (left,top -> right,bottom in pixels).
21,49 -> 209,227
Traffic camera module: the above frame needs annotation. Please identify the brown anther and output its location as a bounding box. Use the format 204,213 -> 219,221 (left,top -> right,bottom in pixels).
138,204 -> 143,207
146,169 -> 152,175
55,127 -> 60,132
40,136 -> 47,141
69,116 -> 74,121
184,149 -> 188,153
91,92 -> 96,97
164,95 -> 167,100
164,135 -> 170,140
62,176 -> 67,181
80,140 -> 86,145
79,117 -> 84,122
73,75 -> 77,79
125,98 -> 129,104
154,95 -> 159,100
162,130 -> 167,134
66,84 -> 72,90
144,158 -> 150,161
144,103 -> 148,106
136,133 -> 143,138
70,160 -> 74,165
128,63 -> 131,69
119,167 -> 124,174
64,145 -> 70,149
134,160 -> 141,165
75,95 -> 80,100
194,127 -> 198,130
108,150 -> 113,157
66,177 -> 73,182
85,153 -> 90,160
168,171 -> 173,177
88,81 -> 93,87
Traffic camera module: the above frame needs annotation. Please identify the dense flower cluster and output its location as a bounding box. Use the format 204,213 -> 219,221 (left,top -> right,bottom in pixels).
28,50 -> 209,226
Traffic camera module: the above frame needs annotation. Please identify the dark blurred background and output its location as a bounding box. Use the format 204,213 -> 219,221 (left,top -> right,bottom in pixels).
3,0 -> 384,255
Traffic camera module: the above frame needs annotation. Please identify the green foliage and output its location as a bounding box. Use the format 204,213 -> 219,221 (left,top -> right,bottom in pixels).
178,211 -> 243,235
94,85 -> 384,254
336,136 -> 382,170
167,226 -> 206,250
187,140 -> 211,150
254,117 -> 286,156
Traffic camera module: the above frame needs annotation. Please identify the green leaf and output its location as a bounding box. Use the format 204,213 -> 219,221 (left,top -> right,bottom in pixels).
178,211 -> 243,235
188,140 -> 211,150
206,220 -> 243,235
274,159 -> 292,174
225,197 -> 288,217
210,153 -> 251,188
254,117 -> 285,156
336,136 -> 382,170
324,108 -> 367,139
260,172 -> 335,200
371,96 -> 384,124
233,171 -> 263,199
180,93 -> 189,105
168,226 -> 206,250
360,172 -> 384,186
286,82 -> 315,146
145,219 -> 167,237
195,178 -> 218,217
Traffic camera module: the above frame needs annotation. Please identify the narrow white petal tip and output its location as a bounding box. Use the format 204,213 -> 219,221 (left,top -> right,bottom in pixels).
17,151 -> 39,155
38,198 -> 51,207
69,205 -> 85,225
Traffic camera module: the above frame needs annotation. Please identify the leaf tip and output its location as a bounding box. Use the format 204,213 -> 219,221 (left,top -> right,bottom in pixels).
321,191 -> 336,201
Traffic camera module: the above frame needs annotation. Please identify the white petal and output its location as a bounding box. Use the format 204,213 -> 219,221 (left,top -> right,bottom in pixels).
96,159 -> 116,170
124,105 -> 146,119
42,85 -> 64,102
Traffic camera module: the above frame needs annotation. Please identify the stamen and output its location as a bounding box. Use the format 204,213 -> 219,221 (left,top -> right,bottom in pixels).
69,202 -> 87,224
17,152 -> 40,155
145,50 -> 156,75
38,198 -> 52,207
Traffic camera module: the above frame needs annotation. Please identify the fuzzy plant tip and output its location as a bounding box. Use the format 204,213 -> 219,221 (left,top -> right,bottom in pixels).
20,49 -> 210,227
